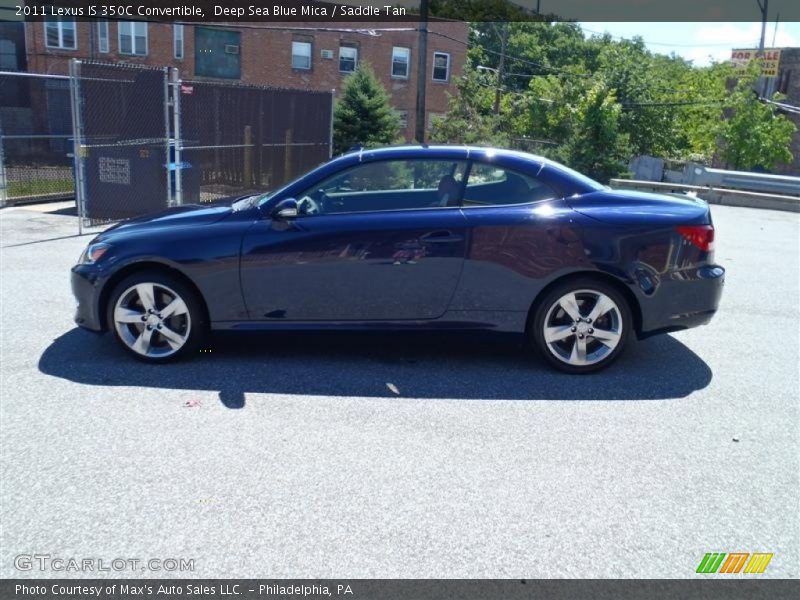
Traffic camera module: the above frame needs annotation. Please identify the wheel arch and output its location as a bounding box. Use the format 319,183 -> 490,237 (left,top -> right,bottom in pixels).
525,270 -> 643,337
98,261 -> 210,332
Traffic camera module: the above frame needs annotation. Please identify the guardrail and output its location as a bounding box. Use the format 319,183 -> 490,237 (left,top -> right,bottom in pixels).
609,179 -> 800,213
683,163 -> 800,197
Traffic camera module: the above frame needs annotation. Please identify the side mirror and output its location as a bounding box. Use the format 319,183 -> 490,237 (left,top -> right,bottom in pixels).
271,198 -> 298,219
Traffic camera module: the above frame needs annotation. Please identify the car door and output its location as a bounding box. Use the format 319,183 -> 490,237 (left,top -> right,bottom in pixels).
450,159 -> 580,313
240,157 -> 469,321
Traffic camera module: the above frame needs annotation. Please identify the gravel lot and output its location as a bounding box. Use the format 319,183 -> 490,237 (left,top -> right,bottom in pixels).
1,203 -> 798,578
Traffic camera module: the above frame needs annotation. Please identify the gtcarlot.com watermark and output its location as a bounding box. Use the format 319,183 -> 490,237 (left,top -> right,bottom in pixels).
14,554 -> 195,573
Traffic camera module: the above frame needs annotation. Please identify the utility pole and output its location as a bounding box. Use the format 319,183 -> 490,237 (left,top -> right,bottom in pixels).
493,23 -> 508,115
757,0 -> 768,54
757,0 -> 769,97
771,13 -> 780,47
414,0 -> 429,144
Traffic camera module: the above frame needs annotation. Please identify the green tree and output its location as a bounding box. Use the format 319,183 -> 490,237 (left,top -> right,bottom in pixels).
656,60 -> 732,163
717,67 -> 796,171
562,83 -> 631,182
424,20 -> 795,176
509,72 -> 587,148
429,0 -> 536,22
593,39 -> 689,157
429,68 -> 509,146
333,63 -> 401,155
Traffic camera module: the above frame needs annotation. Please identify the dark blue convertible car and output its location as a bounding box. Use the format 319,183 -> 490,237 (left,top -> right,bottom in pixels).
72,146 -> 724,373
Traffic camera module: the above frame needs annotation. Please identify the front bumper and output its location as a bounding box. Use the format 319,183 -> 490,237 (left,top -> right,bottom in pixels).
71,265 -> 106,332
638,264 -> 725,337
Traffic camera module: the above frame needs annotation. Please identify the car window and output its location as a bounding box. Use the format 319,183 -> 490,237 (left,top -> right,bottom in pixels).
463,162 -> 557,207
295,159 -> 468,215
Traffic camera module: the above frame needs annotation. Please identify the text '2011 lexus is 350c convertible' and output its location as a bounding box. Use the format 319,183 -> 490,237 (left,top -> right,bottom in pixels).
72,146 -> 724,373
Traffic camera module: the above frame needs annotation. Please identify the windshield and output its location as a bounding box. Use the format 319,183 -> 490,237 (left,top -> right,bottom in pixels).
231,188 -> 281,211
254,159 -> 338,209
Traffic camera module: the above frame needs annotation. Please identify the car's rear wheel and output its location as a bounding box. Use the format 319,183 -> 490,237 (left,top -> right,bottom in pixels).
531,278 -> 632,373
107,272 -> 205,363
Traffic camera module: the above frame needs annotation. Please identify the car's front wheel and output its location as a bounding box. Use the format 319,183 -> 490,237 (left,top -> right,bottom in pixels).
531,278 -> 632,373
107,272 -> 205,363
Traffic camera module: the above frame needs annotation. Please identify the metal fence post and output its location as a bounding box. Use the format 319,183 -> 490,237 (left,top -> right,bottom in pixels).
171,67 -> 183,206
163,67 -> 173,207
0,123 -> 7,208
69,59 -> 86,235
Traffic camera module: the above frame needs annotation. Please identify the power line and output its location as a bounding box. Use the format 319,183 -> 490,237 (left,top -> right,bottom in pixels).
621,100 -> 724,110
428,29 -> 593,78
578,25 -> 755,48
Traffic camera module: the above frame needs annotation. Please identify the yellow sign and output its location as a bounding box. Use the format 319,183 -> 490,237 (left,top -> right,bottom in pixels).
731,48 -> 782,77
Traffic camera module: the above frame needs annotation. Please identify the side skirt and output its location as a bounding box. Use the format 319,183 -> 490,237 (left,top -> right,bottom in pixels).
210,310 -> 528,333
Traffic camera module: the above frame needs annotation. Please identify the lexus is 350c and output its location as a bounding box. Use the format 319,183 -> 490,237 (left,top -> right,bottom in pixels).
72,146 -> 724,373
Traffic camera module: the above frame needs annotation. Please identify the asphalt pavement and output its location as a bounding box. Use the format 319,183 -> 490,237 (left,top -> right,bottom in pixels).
0,202 -> 797,578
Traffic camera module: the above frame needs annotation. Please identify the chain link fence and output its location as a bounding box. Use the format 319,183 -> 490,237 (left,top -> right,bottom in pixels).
71,60 -> 171,227
176,79 -> 333,204
0,72 -> 74,207
2,61 -> 334,227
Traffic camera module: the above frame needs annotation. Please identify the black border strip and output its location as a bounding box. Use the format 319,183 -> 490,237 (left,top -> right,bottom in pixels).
3,0 -> 799,23
3,579 -> 800,600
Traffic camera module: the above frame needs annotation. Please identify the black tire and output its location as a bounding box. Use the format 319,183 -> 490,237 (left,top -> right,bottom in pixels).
530,277 -> 632,374
106,271 -> 206,363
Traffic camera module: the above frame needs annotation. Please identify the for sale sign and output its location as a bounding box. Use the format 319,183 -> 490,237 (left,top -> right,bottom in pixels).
731,48 -> 782,77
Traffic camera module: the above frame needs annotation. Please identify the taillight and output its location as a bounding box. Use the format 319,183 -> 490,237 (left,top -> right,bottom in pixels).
676,225 -> 715,252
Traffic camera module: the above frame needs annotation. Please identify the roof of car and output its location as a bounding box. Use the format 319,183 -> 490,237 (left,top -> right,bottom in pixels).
264,144 -> 603,204
337,145 -> 550,163
332,145 -> 595,184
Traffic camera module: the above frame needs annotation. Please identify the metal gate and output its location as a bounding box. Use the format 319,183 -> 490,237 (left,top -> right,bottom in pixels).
69,59 -> 334,230
71,60 -> 170,229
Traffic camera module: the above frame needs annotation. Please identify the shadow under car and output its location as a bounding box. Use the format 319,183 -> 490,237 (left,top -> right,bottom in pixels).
38,329 -> 713,408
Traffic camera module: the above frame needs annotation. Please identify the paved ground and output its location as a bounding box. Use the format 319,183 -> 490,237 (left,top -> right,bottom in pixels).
0,203 -> 798,578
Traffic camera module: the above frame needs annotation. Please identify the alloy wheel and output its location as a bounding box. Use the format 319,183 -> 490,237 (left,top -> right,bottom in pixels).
543,289 -> 623,367
113,282 -> 192,358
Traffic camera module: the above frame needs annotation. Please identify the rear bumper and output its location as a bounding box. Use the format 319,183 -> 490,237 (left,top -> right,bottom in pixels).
638,264 -> 725,338
71,265 -> 105,332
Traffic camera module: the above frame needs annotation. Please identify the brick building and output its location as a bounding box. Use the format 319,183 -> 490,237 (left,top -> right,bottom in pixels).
773,47 -> 800,175
21,18 -> 468,139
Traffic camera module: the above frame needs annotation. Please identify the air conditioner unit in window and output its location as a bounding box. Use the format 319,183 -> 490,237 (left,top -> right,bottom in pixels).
320,49 -> 334,59
225,45 -> 240,54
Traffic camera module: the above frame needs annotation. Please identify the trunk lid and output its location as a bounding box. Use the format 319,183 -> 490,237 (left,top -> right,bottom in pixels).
568,190 -> 711,225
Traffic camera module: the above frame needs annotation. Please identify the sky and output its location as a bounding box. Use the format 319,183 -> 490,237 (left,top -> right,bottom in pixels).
579,22 -> 800,66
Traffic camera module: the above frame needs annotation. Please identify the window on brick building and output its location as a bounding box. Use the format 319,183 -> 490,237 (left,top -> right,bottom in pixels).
195,27 -> 241,79
292,41 -> 312,70
392,47 -> 410,79
396,110 -> 409,129
97,22 -> 109,53
119,22 -> 148,56
432,52 -> 450,82
339,44 -> 358,73
44,18 -> 76,50
174,24 -> 184,60
0,39 -> 16,70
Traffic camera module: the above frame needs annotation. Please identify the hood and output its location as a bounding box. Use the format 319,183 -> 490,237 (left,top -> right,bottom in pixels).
95,204 -> 233,241
568,190 -> 711,226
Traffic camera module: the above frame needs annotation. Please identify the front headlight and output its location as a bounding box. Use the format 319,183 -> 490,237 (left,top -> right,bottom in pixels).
79,242 -> 111,264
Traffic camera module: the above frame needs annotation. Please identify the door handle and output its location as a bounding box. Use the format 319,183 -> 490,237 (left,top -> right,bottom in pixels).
420,230 -> 463,243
